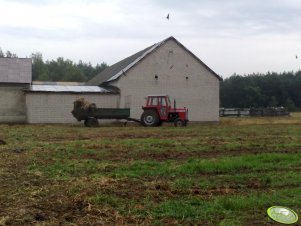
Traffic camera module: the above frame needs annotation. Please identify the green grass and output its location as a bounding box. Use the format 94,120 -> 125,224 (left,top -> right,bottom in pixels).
1,116 -> 301,225
153,188 -> 301,225
110,152 -> 301,178
89,193 -> 122,208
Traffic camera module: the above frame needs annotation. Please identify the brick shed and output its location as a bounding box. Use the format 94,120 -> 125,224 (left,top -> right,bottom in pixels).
25,83 -> 118,123
0,58 -> 31,122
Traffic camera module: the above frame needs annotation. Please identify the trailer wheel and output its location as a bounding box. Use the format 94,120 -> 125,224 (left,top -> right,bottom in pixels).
84,118 -> 99,127
174,119 -> 185,127
141,110 -> 159,127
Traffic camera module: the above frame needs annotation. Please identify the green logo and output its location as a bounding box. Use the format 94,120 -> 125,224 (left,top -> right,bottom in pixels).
267,206 -> 298,224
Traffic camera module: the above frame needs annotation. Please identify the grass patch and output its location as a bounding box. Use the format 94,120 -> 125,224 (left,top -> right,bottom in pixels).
1,114 -> 301,225
153,188 -> 301,225
111,152 -> 301,178
89,193 -> 121,208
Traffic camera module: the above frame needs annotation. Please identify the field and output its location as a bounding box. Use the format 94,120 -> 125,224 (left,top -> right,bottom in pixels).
1,114 -> 301,226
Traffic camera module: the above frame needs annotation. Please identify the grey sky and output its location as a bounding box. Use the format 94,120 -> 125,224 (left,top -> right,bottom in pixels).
0,0 -> 300,77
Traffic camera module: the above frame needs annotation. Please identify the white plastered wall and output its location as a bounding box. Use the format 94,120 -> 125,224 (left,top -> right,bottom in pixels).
110,39 -> 220,122
25,93 -> 119,123
0,85 -> 27,122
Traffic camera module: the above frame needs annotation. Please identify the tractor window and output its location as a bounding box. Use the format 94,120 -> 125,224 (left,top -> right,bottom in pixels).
148,97 -> 167,106
158,97 -> 162,105
150,97 -> 157,106
161,97 -> 167,106
167,96 -> 171,106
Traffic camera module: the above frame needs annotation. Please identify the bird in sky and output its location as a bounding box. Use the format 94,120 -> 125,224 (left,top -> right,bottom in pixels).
296,55 -> 298,59
166,13 -> 169,20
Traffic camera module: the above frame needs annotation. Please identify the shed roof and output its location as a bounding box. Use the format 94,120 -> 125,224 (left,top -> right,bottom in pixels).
0,58 -> 32,84
32,81 -> 85,86
26,85 -> 112,93
87,36 -> 222,86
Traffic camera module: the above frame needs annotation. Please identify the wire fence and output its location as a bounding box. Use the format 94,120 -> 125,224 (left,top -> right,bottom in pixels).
220,107 -> 289,117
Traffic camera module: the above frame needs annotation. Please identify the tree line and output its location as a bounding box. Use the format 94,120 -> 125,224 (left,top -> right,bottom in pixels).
0,48 -> 18,58
31,53 -> 108,82
220,71 -> 301,111
0,48 -> 108,82
2,48 -> 301,110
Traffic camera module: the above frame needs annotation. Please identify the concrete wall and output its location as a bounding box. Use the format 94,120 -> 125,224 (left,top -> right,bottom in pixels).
0,85 -> 28,123
111,39 -> 220,122
26,93 -> 119,123
0,58 -> 32,83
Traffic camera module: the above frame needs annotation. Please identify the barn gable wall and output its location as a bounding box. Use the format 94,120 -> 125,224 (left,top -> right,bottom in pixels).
110,39 -> 220,122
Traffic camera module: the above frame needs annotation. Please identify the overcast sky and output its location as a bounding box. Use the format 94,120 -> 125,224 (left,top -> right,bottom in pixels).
0,0 -> 300,77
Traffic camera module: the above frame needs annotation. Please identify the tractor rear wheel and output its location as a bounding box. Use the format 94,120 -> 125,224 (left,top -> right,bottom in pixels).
174,119 -> 185,127
141,110 -> 159,127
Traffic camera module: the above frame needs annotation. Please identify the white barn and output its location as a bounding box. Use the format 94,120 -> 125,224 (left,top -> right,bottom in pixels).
87,36 -> 222,122
0,36 -> 221,124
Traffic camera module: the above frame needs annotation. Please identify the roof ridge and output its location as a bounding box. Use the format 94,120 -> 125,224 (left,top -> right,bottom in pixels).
86,43 -> 157,85
86,36 -> 221,85
106,40 -> 166,82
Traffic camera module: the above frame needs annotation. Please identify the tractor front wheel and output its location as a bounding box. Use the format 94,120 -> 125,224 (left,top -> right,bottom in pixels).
141,110 -> 159,127
174,119 -> 185,127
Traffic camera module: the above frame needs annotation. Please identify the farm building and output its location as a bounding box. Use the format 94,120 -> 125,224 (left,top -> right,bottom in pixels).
0,36 -> 221,123
25,82 -> 118,123
0,58 -> 32,123
87,36 -> 222,122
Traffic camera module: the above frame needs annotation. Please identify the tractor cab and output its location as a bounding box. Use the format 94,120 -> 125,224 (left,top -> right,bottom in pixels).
145,95 -> 171,120
141,94 -> 188,127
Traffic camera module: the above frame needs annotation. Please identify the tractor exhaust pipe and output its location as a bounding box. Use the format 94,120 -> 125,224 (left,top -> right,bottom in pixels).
174,99 -> 176,111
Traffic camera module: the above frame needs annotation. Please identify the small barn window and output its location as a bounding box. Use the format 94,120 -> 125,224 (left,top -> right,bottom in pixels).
186,76 -> 189,80
155,75 -> 158,80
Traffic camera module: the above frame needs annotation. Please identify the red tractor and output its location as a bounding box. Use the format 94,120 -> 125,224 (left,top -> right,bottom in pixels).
140,95 -> 188,127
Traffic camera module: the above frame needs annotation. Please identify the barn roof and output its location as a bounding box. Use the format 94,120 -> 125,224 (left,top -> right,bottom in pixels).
32,81 -> 85,86
86,36 -> 222,86
26,84 -> 113,94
